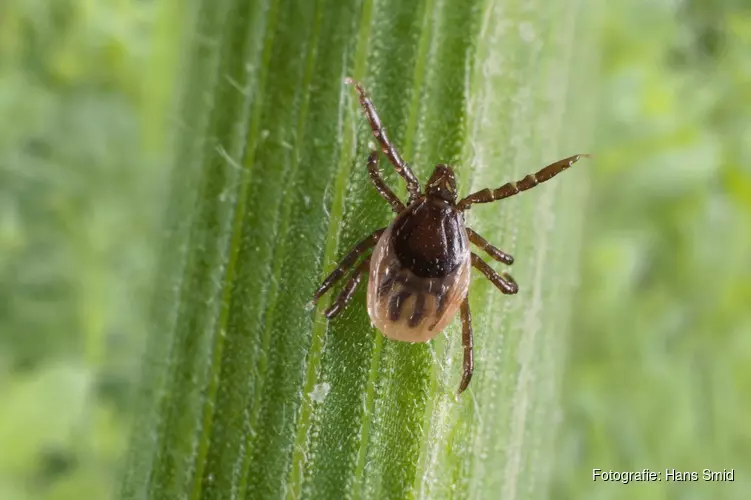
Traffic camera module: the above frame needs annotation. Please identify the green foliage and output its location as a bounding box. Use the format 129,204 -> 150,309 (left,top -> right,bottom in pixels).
555,1 -> 751,498
0,1 -> 166,499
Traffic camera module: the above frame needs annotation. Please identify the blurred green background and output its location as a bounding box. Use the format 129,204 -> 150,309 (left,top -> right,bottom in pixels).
0,0 -> 748,499
554,1 -> 751,498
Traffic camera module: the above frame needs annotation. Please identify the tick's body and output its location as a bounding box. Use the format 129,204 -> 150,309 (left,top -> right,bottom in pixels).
313,79 -> 589,393
368,198 -> 471,342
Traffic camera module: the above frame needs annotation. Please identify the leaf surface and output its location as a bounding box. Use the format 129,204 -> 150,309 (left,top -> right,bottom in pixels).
120,0 -> 596,498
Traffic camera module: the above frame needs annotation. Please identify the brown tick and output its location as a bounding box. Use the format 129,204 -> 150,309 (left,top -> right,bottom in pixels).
313,78 -> 589,394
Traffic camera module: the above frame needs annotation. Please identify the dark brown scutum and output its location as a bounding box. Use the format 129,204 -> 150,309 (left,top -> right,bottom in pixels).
392,199 -> 467,278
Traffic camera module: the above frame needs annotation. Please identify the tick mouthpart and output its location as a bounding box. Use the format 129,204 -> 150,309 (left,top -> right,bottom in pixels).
425,164 -> 458,203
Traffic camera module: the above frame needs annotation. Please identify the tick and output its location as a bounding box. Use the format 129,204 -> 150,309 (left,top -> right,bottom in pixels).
313,78 -> 589,394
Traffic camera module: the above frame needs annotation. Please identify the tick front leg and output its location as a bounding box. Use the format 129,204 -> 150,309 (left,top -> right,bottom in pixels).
471,253 -> 519,295
313,229 -> 384,303
367,149 -> 406,213
345,78 -> 421,201
457,297 -> 473,394
324,258 -> 370,319
466,227 -> 514,265
457,154 -> 590,210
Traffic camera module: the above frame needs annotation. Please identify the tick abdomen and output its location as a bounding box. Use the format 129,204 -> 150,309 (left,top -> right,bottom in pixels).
367,200 -> 471,342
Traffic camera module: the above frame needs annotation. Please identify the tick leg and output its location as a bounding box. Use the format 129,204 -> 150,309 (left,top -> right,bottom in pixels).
471,253 -> 519,295
346,78 -> 421,201
367,149 -> 406,213
466,227 -> 514,265
457,154 -> 591,210
313,228 -> 384,303
324,258 -> 370,319
458,296 -> 474,394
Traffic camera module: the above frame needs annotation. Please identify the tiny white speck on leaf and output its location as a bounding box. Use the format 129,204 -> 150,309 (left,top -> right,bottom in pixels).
309,382 -> 331,403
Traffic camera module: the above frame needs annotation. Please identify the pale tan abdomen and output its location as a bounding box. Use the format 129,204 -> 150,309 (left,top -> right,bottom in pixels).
367,226 -> 471,342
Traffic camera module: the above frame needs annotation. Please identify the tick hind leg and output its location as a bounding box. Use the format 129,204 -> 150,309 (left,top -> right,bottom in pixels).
458,297 -> 474,394
313,229 -> 384,303
471,253 -> 519,295
466,227 -> 514,265
346,78 -> 421,201
367,149 -> 405,213
324,258 -> 370,319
